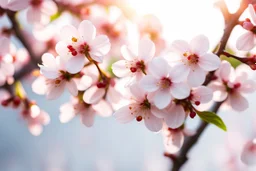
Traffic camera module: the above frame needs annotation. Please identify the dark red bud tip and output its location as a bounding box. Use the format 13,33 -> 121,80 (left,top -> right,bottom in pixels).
13,97 -> 21,107
190,111 -> 196,119
71,51 -> 77,56
195,101 -> 200,106
234,83 -> 241,89
1,100 -> 9,107
136,116 -> 143,122
130,67 -> 137,73
96,82 -> 107,88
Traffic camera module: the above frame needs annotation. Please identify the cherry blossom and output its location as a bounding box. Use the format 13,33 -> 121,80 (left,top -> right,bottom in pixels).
0,0 -> 29,11
38,53 -> 79,99
236,4 -> 256,51
56,20 -> 111,73
241,139 -> 256,165
112,37 -> 155,85
209,61 -> 256,111
0,36 -> 14,86
60,97 -> 112,127
140,57 -> 190,109
114,84 -> 164,132
169,35 -> 220,87
189,86 -> 213,107
26,0 -> 58,25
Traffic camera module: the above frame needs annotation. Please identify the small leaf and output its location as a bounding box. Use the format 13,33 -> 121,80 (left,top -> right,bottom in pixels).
50,12 -> 61,22
197,111 -> 227,131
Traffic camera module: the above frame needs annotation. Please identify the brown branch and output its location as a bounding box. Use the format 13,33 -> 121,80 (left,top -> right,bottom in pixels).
170,1 -> 250,170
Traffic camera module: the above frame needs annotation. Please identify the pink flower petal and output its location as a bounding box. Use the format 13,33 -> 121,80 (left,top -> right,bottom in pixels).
164,130 -> 184,154
28,123 -> 43,136
0,37 -> 10,55
55,41 -> 70,57
148,57 -> 169,79
169,64 -> 190,83
78,20 -> 96,42
192,86 -> 213,103
241,139 -> 256,166
129,83 -> 146,101
138,37 -> 155,62
77,75 -> 93,91
170,40 -> 190,55
46,81 -> 66,100
165,104 -> 186,129
41,0 -> 58,16
7,0 -> 29,11
66,56 -> 85,74
198,53 -> 220,71
140,75 -> 158,92
112,60 -> 130,77
59,103 -> 75,123
151,105 -> 166,118
66,79 -> 78,96
39,65 -> 59,79
60,25 -> 79,42
144,113 -> 163,132
114,105 -> 135,123
229,92 -> 249,111
83,85 -> 105,104
27,7 -> 42,24
81,107 -> 95,127
236,32 -> 255,51
121,45 -> 137,60
90,35 -> 111,62
209,82 -> 228,102
190,35 -> 209,55
170,82 -> 190,99
1,62 -> 14,76
42,53 -> 57,69
32,76 -> 47,95
154,89 -> 172,109
187,67 -> 206,87
249,4 -> 256,25
240,80 -> 256,93
93,100 -> 112,117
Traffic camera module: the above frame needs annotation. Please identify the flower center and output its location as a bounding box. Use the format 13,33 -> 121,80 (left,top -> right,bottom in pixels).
129,98 -> 151,122
101,23 -> 120,39
78,42 -> 90,56
159,77 -> 172,89
30,0 -> 43,7
183,52 -> 199,65
129,60 -> 146,74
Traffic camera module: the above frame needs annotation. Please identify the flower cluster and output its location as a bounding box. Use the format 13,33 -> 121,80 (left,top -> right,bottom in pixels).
1,0 -> 256,168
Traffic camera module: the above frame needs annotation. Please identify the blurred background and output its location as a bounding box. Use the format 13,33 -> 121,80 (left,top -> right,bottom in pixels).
1,0 -> 256,170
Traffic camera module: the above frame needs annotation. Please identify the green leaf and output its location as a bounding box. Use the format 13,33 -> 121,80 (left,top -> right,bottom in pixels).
197,111 -> 227,131
50,12 -> 61,22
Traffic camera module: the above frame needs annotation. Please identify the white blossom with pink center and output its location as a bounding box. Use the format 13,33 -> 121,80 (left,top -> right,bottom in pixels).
112,37 -> 155,85
169,35 -> 220,87
56,20 -> 111,73
140,57 -> 190,109
236,4 -> 256,51
114,84 -> 164,132
0,36 -> 15,86
59,98 -> 112,127
209,61 -> 256,111
241,139 -> 256,165
38,53 -> 79,100
22,104 -> 50,136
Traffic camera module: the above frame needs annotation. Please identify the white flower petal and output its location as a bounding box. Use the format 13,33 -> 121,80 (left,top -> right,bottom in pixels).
229,92 -> 249,111
190,35 -> 209,55
66,80 -> 78,96
198,53 -> 220,71
55,41 -> 70,57
154,90 -> 172,109
164,130 -> 184,154
114,105 -> 135,123
192,86 -> 213,103
165,104 -> 186,129
140,75 -> 158,92
66,56 -> 85,74
148,57 -> 169,79
32,76 -> 47,95
138,37 -> 155,62
169,64 -> 190,83
249,4 -> 256,25
40,0 -> 57,16
46,81 -> 65,100
59,103 -> 75,123
90,35 -> 111,61
60,25 -> 79,42
78,20 -> 96,42
81,107 -> 95,127
93,100 -> 112,117
236,32 -> 255,51
112,60 -> 130,77
39,65 -> 59,79
170,82 -> 190,99
241,139 -> 256,166
144,113 -> 163,132
187,67 -> 206,87
83,86 -> 105,104
121,45 -> 137,60
170,40 -> 190,55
